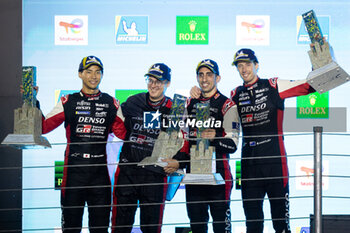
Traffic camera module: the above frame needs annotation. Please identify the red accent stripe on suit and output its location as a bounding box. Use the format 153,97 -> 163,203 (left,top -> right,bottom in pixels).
277,109 -> 288,187
61,125 -> 71,198
223,154 -> 232,201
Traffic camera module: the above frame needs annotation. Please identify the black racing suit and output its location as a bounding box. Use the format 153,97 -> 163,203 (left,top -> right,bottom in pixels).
42,91 -> 126,233
230,77 -> 314,233
111,92 -> 180,233
183,91 -> 240,233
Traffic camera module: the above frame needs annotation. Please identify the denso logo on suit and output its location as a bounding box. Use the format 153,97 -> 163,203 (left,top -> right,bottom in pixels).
241,103 -> 266,113
78,116 -> 105,124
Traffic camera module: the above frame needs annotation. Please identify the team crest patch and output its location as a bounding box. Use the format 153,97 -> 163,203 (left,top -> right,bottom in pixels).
222,99 -> 234,115
230,88 -> 238,98
269,77 -> 278,88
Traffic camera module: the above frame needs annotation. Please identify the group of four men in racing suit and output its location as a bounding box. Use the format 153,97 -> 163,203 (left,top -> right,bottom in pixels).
40,44 -> 317,232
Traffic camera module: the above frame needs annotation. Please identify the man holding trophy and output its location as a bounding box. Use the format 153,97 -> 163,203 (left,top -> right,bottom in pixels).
229,10 -> 348,233
183,59 -> 240,233
230,48 -> 315,233
111,63 -> 184,233
36,56 -> 127,233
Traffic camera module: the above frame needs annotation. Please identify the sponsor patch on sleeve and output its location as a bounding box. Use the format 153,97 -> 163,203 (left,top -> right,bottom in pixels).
222,99 -> 234,115
232,122 -> 240,130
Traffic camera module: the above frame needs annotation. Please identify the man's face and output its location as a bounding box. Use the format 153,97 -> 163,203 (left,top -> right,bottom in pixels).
197,66 -> 220,96
236,61 -> 259,85
78,65 -> 102,94
147,76 -> 169,101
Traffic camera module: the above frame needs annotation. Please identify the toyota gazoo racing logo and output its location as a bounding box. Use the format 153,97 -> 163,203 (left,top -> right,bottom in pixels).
76,124 -> 92,133
129,134 -> 154,146
143,111 -> 222,129
241,114 -> 253,123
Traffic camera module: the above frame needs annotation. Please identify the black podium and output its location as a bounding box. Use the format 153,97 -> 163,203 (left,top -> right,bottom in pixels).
310,214 -> 350,233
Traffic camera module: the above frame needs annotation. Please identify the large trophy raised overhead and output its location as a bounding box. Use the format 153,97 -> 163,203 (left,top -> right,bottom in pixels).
303,10 -> 350,93
138,94 -> 187,174
181,103 -> 224,185
1,66 -> 51,149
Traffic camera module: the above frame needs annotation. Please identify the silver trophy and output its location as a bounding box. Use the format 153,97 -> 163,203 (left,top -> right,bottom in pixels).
1,66 -> 51,149
181,103 -> 224,185
303,10 -> 350,93
138,94 -> 187,174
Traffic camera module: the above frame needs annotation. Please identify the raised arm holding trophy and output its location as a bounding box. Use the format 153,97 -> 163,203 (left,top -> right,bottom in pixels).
303,10 -> 350,93
1,66 -> 51,149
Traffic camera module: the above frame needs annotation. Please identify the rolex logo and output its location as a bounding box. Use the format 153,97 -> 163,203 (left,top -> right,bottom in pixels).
309,94 -> 317,106
176,16 -> 208,45
189,20 -> 197,32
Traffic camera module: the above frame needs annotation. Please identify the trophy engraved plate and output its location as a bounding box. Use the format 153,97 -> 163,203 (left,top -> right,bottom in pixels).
1,66 -> 51,149
182,103 -> 224,185
302,10 -> 350,93
138,94 -> 187,174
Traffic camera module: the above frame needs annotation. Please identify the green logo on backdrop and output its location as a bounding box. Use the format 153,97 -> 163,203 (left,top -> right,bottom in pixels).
176,16 -> 209,45
297,92 -> 329,118
235,161 -> 241,190
115,89 -> 147,104
55,161 -> 64,189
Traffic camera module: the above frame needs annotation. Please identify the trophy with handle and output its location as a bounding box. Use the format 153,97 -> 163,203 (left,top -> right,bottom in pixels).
138,94 -> 186,174
303,10 -> 350,93
1,66 -> 51,149
181,102 -> 224,185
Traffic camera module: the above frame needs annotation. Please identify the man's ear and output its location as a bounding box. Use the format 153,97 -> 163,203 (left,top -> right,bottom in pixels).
215,75 -> 221,83
255,63 -> 259,71
166,81 -> 171,88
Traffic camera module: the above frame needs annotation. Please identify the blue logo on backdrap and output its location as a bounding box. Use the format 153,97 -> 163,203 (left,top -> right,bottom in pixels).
115,16 -> 148,44
143,110 -> 161,129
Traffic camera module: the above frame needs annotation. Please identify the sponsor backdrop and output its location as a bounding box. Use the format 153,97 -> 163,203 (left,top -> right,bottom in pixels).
23,0 -> 350,232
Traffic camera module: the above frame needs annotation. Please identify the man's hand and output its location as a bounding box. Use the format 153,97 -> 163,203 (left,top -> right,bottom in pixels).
190,86 -> 201,99
163,158 -> 180,174
201,129 -> 216,140
308,37 -> 333,70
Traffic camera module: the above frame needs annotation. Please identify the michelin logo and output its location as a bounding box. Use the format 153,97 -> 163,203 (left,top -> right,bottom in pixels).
115,16 -> 148,44
144,110 -> 161,129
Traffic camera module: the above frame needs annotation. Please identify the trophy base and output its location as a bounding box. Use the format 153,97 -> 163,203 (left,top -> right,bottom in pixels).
1,134 -> 51,149
138,157 -> 184,175
307,61 -> 350,93
181,173 -> 225,185
138,156 -> 168,167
